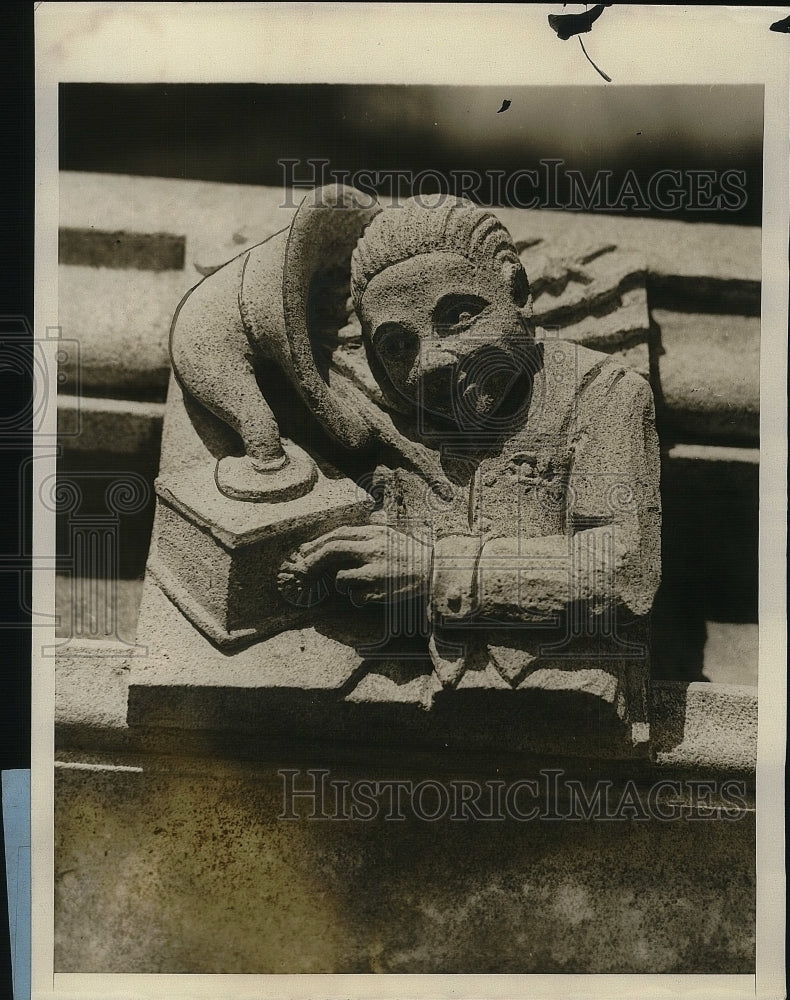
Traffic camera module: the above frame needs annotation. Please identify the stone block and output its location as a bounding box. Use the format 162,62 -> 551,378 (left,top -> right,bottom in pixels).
59,227 -> 186,271
58,264 -> 187,397
148,452 -> 374,649
53,748 -> 755,974
128,578 -> 370,727
651,680 -> 757,772
127,578 -> 652,759
57,634 -> 759,775
58,395 -> 164,455
655,310 -> 760,444
521,243 -> 649,350
496,207 -> 761,314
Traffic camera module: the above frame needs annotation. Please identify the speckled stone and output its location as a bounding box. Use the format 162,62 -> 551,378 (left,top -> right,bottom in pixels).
52,172 -> 760,981
656,310 -> 760,444
54,746 -> 755,974
55,638 -> 758,771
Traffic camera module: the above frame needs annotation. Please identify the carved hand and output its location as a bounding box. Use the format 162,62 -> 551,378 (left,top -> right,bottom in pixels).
278,525 -> 432,606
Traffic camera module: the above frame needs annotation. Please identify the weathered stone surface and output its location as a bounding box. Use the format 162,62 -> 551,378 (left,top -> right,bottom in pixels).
495,206 -> 761,314
55,418 -> 756,692
53,569 -> 760,690
58,172 -> 296,265
57,642 -> 758,971
54,748 -> 755,973
655,310 -> 760,444
58,172 -> 297,398
88,173 -> 746,296
147,353 -> 376,646
129,579 -> 368,719
127,591 -> 649,758
651,681 -> 757,772
150,452 -> 373,648
56,181 -> 763,760
52,168 -> 761,983
55,641 -> 134,738
57,634 -> 759,772
58,227 -> 186,271
54,578 -> 145,658
520,243 -> 649,349
332,284 -> 652,389
58,264 -> 186,397
347,198 -> 658,726
57,395 -> 164,454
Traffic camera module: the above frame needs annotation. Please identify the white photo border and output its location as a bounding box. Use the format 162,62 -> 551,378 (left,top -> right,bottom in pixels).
33,4 -> 788,998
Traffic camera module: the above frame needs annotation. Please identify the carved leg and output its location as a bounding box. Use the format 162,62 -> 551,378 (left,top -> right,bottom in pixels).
195,353 -> 283,463
213,368 -> 318,503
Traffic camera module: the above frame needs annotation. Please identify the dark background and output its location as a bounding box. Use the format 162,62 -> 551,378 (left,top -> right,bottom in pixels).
1,3 -> 32,996
60,83 -> 763,225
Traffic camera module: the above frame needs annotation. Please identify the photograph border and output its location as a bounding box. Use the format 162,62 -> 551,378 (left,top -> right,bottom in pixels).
33,4 -> 788,998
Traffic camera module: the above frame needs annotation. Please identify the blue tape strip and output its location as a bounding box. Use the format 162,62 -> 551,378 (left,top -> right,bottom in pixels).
2,770 -> 31,1000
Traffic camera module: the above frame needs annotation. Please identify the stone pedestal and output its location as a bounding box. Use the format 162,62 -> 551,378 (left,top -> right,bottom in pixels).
148,448 -> 373,649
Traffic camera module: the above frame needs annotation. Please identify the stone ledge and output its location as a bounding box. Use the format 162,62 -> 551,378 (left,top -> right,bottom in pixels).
126,579 -> 650,759
655,311 -> 760,445
60,172 -> 760,288
59,227 -> 186,271
58,394 -> 165,453
54,635 -> 757,776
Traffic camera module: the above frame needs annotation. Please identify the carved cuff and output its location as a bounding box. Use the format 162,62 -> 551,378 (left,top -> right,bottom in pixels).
430,533 -> 484,624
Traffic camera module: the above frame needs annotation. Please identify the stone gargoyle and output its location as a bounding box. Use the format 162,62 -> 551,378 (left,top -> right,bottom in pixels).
151,184 -> 661,741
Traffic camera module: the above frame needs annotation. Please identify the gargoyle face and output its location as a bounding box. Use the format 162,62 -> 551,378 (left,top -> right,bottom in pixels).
358,250 -> 537,432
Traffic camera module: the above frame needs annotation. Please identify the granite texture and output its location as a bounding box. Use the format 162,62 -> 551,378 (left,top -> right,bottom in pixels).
150,446 -> 373,648
655,310 -> 760,444
57,394 -> 164,455
54,750 -> 755,974
55,637 -> 758,771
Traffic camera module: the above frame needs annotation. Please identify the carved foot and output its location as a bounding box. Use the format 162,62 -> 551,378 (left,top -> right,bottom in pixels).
215,448 -> 317,502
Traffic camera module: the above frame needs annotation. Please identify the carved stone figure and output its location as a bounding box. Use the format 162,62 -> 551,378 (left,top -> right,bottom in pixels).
169,186 -> 380,502
151,185 -> 660,745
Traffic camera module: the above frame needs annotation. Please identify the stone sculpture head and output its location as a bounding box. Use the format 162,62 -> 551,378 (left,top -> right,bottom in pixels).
351,194 -> 536,430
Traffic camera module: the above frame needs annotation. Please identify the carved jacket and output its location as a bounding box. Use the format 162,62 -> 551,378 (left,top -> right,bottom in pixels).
365,339 -> 661,687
